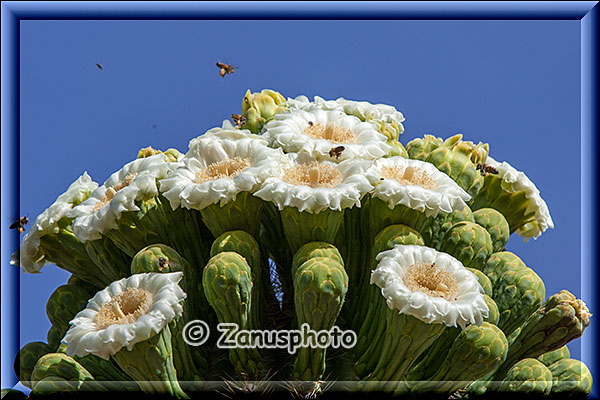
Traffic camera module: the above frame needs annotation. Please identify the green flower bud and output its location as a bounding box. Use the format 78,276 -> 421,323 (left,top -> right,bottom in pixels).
466,267 -> 493,297
385,140 -> 409,158
292,241 -> 344,277
14,342 -> 53,389
497,358 -> 553,395
47,325 -> 65,352
417,205 -> 475,250
494,290 -> 592,380
538,345 -> 570,367
406,134 -> 444,161
411,322 -> 508,395
424,134 -> 485,197
492,265 -> 546,337
293,256 -> 348,381
31,353 -> 96,392
548,358 -> 593,397
473,208 -> 511,253
46,284 -> 90,336
439,221 -> 493,270
483,251 -> 527,288
241,89 -> 286,133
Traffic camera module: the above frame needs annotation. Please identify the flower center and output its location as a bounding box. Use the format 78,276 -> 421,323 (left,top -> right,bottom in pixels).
94,173 -> 138,211
304,122 -> 357,143
403,263 -> 459,300
195,157 -> 250,183
282,161 -> 343,189
381,165 -> 436,189
94,287 -> 153,329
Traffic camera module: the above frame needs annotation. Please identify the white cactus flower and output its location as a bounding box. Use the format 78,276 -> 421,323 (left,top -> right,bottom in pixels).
67,154 -> 178,242
160,129 -> 291,211
371,244 -> 489,328
366,156 -> 471,217
262,107 -> 391,162
254,156 -> 374,213
10,172 -> 98,273
484,156 -> 554,240
62,272 -> 186,360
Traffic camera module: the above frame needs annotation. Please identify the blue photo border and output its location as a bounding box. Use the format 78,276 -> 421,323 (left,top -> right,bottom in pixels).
2,1 -> 598,396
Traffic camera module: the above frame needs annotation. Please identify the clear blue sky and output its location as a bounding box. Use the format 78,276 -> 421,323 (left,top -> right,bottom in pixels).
13,19 -> 587,386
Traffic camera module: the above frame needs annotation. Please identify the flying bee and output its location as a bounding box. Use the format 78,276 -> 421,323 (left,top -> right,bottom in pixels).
216,62 -> 235,77
328,146 -> 345,160
158,257 -> 168,271
231,113 -> 246,128
476,163 -> 499,177
95,63 -> 103,70
9,216 -> 28,234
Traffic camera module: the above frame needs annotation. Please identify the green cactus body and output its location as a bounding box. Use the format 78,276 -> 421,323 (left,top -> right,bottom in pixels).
15,342 -> 53,389
130,244 -> 207,381
439,221 -> 493,270
406,134 -> 444,161
66,274 -> 98,297
82,234 -> 133,282
211,231 -> 264,328
473,208 -> 511,253
416,205 -> 474,250
280,206 -> 344,256
408,295 -> 499,382
200,191 -> 263,240
410,322 -> 509,395
293,256 -> 348,381
241,89 -> 286,133
548,358 -> 593,397
466,267 -> 493,297
497,358 -> 553,395
353,224 -> 424,369
492,265 -> 546,337
424,134 -> 485,198
111,325 -> 188,398
538,345 -> 570,367
363,196 -> 426,243
30,353 -> 97,392
493,290 -> 591,381
202,252 -> 262,376
482,251 -> 528,288
47,325 -> 65,352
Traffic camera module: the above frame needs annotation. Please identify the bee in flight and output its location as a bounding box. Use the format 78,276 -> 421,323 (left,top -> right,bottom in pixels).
328,146 -> 345,160
95,63 -> 103,71
9,216 -> 28,234
476,163 -> 499,177
231,113 -> 246,128
216,62 -> 235,78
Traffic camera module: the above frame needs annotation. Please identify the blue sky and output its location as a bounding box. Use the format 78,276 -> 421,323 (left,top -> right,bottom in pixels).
11,19 -> 588,387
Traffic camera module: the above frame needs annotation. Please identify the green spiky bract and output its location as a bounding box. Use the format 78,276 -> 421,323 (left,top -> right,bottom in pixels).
409,322 -> 508,396
405,134 -> 444,161
473,208 -> 511,253
292,256 -> 348,381
202,252 -> 262,376
439,221 -> 493,270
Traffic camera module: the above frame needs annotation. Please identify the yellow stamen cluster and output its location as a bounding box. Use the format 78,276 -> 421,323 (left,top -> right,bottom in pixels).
403,263 -> 459,300
194,157 -> 250,183
94,173 -> 138,211
304,122 -> 357,143
94,287 -> 153,329
381,165 -> 436,189
282,161 -> 343,189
